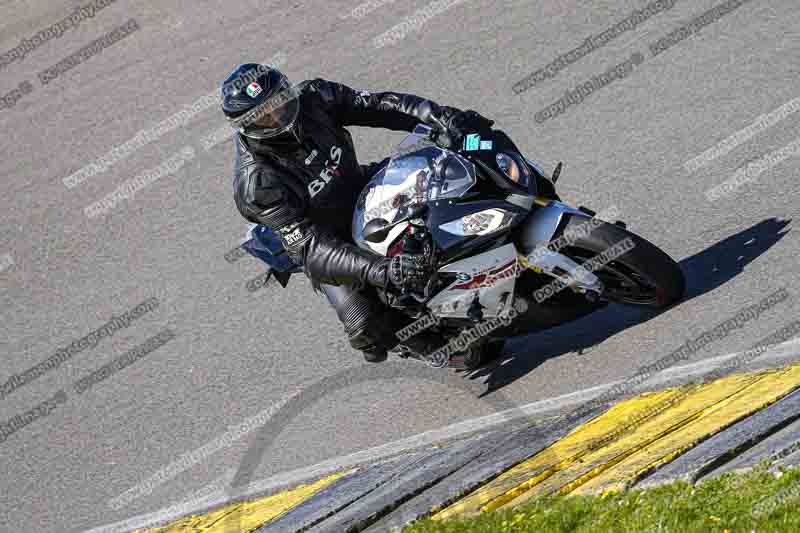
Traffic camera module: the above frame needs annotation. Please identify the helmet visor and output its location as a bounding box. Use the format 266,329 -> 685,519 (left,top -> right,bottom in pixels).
230,74 -> 300,140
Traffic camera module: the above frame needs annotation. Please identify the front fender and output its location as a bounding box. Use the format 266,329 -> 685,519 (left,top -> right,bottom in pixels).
516,200 -> 591,256
515,200 -> 605,296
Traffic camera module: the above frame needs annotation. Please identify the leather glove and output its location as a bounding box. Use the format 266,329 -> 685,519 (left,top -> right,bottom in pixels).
447,109 -> 495,137
366,254 -> 432,293
445,109 -> 494,148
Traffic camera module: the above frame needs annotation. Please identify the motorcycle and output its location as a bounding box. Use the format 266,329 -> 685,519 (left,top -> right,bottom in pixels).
241,124 -> 685,369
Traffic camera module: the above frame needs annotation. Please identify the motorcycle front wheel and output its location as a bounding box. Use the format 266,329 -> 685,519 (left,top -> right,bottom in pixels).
558,217 -> 685,308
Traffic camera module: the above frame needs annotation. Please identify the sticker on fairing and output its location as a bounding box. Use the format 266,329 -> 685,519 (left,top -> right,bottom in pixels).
479,140 -> 493,150
463,133 -> 480,151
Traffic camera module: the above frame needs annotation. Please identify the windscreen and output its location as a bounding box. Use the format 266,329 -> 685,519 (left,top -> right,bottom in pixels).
353,140 -> 477,245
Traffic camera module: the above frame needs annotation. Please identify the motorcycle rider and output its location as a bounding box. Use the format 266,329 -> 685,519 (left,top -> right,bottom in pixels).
223,63 -> 494,363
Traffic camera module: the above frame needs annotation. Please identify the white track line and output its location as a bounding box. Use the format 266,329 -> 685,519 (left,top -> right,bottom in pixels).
85,338 -> 800,533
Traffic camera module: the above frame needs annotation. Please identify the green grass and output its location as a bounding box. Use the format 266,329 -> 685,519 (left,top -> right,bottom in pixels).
401,465 -> 800,533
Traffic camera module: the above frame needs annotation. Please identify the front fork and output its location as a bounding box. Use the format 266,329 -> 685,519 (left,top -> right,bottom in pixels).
515,198 -> 606,299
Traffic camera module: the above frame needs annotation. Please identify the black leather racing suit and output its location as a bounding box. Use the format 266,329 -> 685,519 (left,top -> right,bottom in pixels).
232,78 -> 464,355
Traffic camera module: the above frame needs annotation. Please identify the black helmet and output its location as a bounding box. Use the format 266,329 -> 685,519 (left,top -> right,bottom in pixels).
220,63 -> 301,141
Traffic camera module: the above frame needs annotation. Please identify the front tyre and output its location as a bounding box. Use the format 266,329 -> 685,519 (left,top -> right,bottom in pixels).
559,216 -> 685,308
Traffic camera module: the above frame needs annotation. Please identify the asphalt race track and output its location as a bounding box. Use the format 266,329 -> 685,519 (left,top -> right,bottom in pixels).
1,1 -> 799,531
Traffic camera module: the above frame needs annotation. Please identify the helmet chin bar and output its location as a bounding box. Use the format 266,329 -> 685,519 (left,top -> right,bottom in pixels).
229,80 -> 301,139
246,119 -> 303,148
239,107 -> 301,141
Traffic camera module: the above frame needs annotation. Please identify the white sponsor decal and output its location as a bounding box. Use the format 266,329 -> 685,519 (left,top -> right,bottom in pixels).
308,145 -> 343,198
284,228 -> 303,245
304,149 -> 318,165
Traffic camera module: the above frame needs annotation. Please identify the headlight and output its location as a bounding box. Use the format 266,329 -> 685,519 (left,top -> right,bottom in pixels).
496,152 -> 530,187
439,208 -> 516,236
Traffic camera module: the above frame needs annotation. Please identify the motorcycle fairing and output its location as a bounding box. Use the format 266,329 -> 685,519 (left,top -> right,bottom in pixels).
427,243 -> 518,319
516,202 -> 604,293
425,198 -> 528,259
516,200 -> 586,254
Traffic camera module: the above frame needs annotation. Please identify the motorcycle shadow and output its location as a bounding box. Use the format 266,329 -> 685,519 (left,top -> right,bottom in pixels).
470,217 -> 792,395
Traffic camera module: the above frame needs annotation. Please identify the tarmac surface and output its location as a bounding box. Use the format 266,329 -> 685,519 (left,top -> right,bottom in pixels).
1,0 -> 799,531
